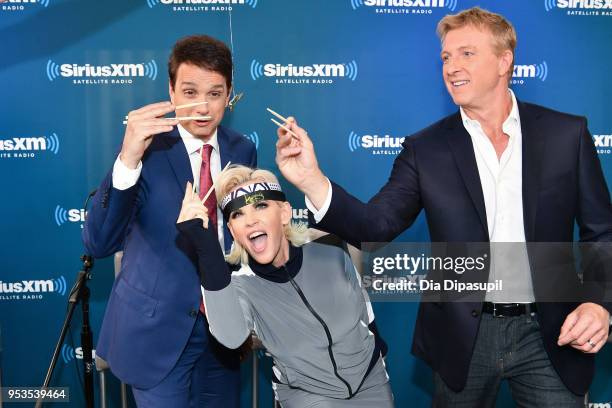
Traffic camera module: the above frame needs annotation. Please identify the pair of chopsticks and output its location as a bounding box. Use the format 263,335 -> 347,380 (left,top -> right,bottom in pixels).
267,107 -> 299,140
123,101 -> 210,125
194,161 -> 232,204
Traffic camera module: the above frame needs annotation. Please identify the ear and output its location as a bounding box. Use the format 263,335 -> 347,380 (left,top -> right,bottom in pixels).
499,49 -> 513,78
227,220 -> 235,238
169,80 -> 175,105
280,202 -> 292,226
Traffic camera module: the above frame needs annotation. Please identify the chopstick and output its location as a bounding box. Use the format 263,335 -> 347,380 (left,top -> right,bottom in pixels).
176,101 -> 208,110
267,108 -> 299,139
122,116 -> 212,125
198,161 -> 232,204
270,118 -> 299,139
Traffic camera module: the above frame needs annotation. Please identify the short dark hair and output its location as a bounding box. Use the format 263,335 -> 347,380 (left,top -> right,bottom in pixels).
168,35 -> 233,90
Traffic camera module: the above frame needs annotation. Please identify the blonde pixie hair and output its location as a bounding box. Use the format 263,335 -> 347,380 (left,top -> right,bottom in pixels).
215,165 -> 309,265
437,7 -> 517,80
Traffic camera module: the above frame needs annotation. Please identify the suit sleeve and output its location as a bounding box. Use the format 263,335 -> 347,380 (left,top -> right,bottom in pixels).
82,168 -> 142,258
309,138 -> 423,248
177,219 -> 251,349
575,117 -> 612,313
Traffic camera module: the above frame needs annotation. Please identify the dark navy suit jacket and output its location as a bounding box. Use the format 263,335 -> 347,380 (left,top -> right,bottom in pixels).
83,126 -> 256,388
310,101 -> 612,395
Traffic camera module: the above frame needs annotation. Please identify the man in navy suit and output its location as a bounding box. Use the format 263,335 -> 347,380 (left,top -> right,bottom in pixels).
275,7 -> 611,407
83,35 -> 256,407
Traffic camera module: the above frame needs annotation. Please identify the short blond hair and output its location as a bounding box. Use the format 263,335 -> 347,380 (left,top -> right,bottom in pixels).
216,165 -> 309,265
437,7 -> 516,80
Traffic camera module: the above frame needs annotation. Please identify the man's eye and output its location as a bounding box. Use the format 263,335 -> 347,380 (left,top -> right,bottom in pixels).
463,51 -> 473,57
184,90 -> 196,97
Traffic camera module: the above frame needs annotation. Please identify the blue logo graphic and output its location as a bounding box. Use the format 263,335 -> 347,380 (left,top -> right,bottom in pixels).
147,0 -> 257,8
46,60 -> 60,81
350,0 -> 364,9
54,205 -> 68,226
45,132 -> 60,154
544,0 -> 556,11
250,60 -> 264,80
348,131 -> 360,152
61,344 -> 74,363
535,61 -> 548,81
39,0 -> 50,7
513,61 -> 549,82
143,60 -> 158,80
54,276 -> 67,296
244,132 -> 260,149
351,0 -> 455,11
343,60 -> 358,81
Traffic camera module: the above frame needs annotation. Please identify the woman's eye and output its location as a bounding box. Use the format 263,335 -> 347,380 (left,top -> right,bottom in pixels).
230,211 -> 242,219
255,202 -> 268,209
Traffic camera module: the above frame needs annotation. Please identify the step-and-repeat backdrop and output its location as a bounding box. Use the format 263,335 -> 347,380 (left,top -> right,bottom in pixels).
1,0 -> 610,406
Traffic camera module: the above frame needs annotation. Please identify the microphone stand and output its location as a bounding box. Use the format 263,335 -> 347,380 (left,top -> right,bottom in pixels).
35,190 -> 97,408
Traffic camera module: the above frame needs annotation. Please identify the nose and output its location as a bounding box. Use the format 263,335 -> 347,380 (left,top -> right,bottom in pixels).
195,101 -> 210,115
445,57 -> 461,77
245,211 -> 259,227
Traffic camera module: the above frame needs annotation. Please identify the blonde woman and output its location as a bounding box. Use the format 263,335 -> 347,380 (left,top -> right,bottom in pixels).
176,165 -> 394,407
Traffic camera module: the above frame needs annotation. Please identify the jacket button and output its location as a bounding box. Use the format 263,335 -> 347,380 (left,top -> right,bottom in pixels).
189,309 -> 198,318
471,310 -> 479,318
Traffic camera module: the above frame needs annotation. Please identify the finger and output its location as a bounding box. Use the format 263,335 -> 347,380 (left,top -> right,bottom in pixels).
130,101 -> 175,119
133,118 -> 180,127
573,318 -> 602,347
561,315 -> 592,346
558,312 -> 579,345
279,146 -> 303,158
141,125 -> 177,136
184,182 -> 193,202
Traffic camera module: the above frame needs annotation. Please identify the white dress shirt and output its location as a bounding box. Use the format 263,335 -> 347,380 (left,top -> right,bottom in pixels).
112,124 -> 226,251
307,89 -> 534,303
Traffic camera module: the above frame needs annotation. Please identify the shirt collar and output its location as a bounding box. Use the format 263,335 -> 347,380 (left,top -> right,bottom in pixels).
177,124 -> 219,156
247,244 -> 303,283
460,89 -> 521,134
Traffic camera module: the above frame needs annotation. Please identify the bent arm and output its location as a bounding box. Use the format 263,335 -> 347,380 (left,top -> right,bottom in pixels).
177,219 -> 251,349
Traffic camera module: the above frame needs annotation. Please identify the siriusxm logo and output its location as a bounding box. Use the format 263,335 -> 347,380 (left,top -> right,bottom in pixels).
250,60 -> 358,85
1,0 -> 49,11
594,134 -> 612,155
0,133 -> 59,159
61,344 -> 97,364
351,0 -> 457,12
588,403 -> 611,408
46,59 -> 158,84
146,0 -> 257,10
54,205 -> 86,226
511,61 -> 548,85
292,208 -> 310,220
0,276 -> 66,296
545,0 -> 612,11
243,132 -> 259,149
348,131 -> 405,155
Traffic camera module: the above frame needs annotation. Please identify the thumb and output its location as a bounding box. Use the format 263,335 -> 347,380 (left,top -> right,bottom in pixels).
558,311 -> 578,344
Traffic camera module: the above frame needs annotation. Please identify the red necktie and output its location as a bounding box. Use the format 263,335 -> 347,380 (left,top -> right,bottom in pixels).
198,144 -> 218,315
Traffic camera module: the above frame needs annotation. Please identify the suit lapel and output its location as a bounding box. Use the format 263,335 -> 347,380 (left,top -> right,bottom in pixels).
444,112 -> 489,237
217,126 -> 237,169
161,128 -> 193,190
519,101 -> 545,242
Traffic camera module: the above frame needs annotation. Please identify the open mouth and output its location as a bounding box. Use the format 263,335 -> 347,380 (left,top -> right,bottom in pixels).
248,231 -> 268,253
451,80 -> 470,87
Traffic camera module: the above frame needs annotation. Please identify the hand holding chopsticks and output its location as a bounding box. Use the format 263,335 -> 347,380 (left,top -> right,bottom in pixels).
123,101 -> 210,125
267,107 -> 300,140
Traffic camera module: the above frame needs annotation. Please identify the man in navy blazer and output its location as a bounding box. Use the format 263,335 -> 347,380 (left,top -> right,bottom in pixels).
83,35 -> 256,407
275,8 -> 611,407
